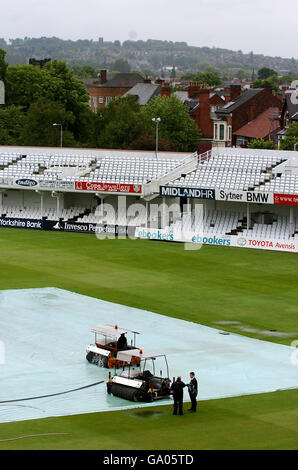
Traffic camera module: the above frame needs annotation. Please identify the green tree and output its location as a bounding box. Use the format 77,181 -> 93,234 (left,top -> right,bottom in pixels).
5,64 -> 45,108
257,67 -> 278,80
0,105 -> 27,145
142,95 -> 201,151
253,77 -> 279,92
72,65 -> 99,78
109,59 -> 131,73
0,48 -> 8,81
248,138 -> 274,149
21,99 -> 76,147
95,95 -> 144,149
5,60 -> 94,146
280,123 -> 298,150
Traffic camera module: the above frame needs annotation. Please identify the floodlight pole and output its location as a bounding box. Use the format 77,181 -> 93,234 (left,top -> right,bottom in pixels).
152,117 -> 161,159
53,123 -> 63,148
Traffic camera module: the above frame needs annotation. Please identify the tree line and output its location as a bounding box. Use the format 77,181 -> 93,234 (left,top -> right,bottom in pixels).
0,50 -> 200,152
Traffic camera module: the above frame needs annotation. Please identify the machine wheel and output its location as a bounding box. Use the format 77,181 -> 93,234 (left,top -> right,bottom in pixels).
86,351 -> 95,363
86,351 -> 108,367
98,354 -> 108,368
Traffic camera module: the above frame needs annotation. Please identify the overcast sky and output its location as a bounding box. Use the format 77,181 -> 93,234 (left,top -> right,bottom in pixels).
0,0 -> 297,58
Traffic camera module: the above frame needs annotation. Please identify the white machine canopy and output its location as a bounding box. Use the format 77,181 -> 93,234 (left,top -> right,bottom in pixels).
91,325 -> 140,339
116,349 -> 165,362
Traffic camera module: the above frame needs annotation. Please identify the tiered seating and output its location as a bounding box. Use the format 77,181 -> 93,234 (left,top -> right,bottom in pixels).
1,205 -> 85,221
169,153 -> 286,192
0,153 -> 97,182
0,152 -> 185,185
166,209 -> 245,235
1,206 -> 42,219
164,207 -> 296,241
0,152 -> 22,167
261,174 -> 298,194
77,203 -> 147,225
243,215 -> 295,240
84,155 -> 184,184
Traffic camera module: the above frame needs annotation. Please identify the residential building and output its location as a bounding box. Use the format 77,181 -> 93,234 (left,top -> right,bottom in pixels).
83,70 -> 146,111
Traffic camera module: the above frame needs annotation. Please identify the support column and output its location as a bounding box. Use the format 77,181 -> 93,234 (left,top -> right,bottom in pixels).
56,195 -> 60,219
247,203 -> 250,231
40,192 -> 44,219
0,191 -> 3,214
289,207 -> 294,237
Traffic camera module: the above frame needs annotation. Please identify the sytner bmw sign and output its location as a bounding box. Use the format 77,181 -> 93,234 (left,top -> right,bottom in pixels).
215,189 -> 274,204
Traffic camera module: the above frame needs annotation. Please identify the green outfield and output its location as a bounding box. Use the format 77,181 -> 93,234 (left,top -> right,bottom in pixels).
0,228 -> 297,449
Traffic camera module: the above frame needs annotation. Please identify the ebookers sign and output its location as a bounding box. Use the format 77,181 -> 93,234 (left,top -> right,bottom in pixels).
160,186 -> 215,199
75,182 -> 142,194
215,189 -> 274,204
135,227 -> 297,252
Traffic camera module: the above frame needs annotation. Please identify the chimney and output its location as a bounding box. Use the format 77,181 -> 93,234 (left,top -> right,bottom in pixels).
230,84 -> 241,101
249,105 -> 255,122
188,81 -> 201,99
100,69 -> 107,85
161,82 -> 171,96
198,89 -> 213,138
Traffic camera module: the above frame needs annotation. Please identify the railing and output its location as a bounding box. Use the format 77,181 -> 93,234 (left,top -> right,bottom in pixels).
197,149 -> 212,165
143,152 -> 198,196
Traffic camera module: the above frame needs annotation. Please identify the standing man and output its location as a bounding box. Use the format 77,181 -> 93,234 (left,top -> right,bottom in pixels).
187,372 -> 198,412
171,376 -> 186,415
117,333 -> 127,351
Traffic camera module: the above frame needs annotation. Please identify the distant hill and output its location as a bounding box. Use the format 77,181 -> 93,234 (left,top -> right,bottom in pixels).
1,36 -> 297,76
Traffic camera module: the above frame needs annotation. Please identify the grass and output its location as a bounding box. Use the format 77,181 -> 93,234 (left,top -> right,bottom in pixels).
0,227 -> 297,449
0,390 -> 297,450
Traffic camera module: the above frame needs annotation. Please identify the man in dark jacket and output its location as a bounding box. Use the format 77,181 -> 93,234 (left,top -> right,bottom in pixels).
170,376 -> 186,415
187,372 -> 198,412
117,333 -> 127,351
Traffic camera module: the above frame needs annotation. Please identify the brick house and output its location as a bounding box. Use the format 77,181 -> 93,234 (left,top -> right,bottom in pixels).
175,83 -> 226,152
280,91 -> 298,127
233,107 -> 281,147
213,87 -> 282,147
83,70 -> 146,111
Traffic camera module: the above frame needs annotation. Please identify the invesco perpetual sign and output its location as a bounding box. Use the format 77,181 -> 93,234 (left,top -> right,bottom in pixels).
15,178 -> 38,187
160,186 -> 215,199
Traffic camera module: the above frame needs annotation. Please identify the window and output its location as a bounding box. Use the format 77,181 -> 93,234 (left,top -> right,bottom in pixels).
99,96 -> 104,104
106,96 -> 112,105
228,125 -> 232,141
219,124 -> 225,140
214,124 -> 218,140
92,96 -> 98,110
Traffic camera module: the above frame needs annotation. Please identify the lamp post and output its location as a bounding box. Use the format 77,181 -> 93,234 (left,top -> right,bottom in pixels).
53,123 -> 63,148
152,117 -> 161,159
294,142 -> 298,152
